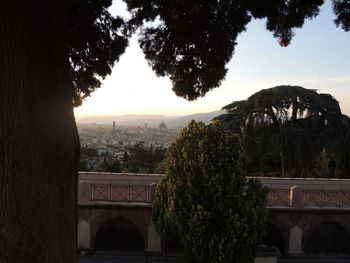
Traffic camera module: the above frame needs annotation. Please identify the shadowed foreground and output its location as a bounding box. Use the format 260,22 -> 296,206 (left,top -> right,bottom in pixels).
79,256 -> 350,263
79,255 -> 184,263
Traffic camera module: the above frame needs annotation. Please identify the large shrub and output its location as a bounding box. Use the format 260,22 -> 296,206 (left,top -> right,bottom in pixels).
153,121 -> 267,263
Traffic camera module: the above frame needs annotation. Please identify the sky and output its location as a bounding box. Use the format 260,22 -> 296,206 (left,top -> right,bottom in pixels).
74,1 -> 350,120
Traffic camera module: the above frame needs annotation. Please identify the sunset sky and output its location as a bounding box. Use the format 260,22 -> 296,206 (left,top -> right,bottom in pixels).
74,1 -> 350,120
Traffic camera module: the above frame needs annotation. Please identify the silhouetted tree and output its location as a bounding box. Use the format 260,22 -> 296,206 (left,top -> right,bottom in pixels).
217,86 -> 350,177
152,146 -> 167,165
124,0 -> 350,100
94,159 -> 122,173
1,1 -> 349,261
123,144 -> 166,173
123,150 -> 130,162
153,121 -> 267,263
78,158 -> 88,171
80,146 -> 98,158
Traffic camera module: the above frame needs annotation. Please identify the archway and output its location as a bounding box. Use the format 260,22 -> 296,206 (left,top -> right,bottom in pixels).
304,221 -> 350,255
94,217 -> 145,251
262,222 -> 285,254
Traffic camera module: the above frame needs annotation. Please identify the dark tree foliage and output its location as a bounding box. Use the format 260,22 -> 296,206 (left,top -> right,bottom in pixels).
123,144 -> 166,173
216,86 -> 350,178
333,0 -> 350,31
79,158 -> 88,171
123,0 -> 349,100
80,146 -> 98,157
69,0 -> 129,106
97,159 -> 122,173
53,0 -> 350,105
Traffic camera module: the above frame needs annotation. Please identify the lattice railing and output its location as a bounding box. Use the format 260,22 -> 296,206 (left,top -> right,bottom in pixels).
302,190 -> 350,207
85,177 -> 350,208
267,189 -> 290,207
91,183 -> 151,203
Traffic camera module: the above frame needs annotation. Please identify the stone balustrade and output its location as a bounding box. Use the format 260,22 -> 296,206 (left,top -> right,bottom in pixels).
260,177 -> 350,209
78,172 -> 350,210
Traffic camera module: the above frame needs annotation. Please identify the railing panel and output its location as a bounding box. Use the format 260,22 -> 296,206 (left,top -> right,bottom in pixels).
341,192 -> 350,206
90,183 -> 151,203
130,186 -> 150,203
323,191 -> 340,207
110,185 -> 130,202
302,190 -> 323,207
303,190 -> 350,207
267,189 -> 290,207
91,184 -> 110,201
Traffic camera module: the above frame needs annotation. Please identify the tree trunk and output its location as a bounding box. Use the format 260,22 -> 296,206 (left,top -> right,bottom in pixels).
291,97 -> 298,125
268,107 -> 280,130
0,1 -> 79,262
280,152 -> 285,177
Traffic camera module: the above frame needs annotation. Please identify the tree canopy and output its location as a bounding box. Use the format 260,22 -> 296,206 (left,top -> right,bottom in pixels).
216,85 -> 350,177
122,144 -> 166,173
68,0 -> 129,106
123,0 -> 350,100
153,121 -> 267,263
66,1 -> 350,104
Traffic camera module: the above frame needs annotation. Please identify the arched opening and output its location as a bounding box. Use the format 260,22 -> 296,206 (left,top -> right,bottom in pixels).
304,221 -> 350,255
262,222 -> 285,254
94,217 -> 145,252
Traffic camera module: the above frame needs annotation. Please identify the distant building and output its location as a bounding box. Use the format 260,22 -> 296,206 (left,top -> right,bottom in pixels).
112,121 -> 116,131
144,122 -> 148,134
158,121 -> 167,133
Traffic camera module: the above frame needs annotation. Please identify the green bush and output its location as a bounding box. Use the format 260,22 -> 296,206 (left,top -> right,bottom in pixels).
153,121 -> 267,263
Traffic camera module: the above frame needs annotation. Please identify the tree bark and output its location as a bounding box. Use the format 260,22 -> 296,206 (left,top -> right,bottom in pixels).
0,1 -> 79,262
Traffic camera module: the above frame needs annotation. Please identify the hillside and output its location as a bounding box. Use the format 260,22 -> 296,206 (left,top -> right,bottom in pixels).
77,111 -> 224,128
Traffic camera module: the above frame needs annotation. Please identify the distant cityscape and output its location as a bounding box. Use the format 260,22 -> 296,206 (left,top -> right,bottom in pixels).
77,120 -> 179,171
77,111 -> 223,171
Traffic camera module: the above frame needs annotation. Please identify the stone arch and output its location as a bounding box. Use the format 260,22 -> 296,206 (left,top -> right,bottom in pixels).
304,221 -> 350,255
262,221 -> 286,254
94,216 -> 145,251
90,209 -> 150,251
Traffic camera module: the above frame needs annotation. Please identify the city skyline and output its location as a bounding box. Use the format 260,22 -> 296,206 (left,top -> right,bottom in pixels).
74,0 -> 350,119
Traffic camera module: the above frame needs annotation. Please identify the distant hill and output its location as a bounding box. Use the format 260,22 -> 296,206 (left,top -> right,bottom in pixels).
77,110 -> 225,128
166,111 -> 224,128
78,114 -> 168,126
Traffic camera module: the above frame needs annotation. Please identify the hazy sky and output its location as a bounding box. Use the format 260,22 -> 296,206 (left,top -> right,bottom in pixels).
74,1 -> 350,119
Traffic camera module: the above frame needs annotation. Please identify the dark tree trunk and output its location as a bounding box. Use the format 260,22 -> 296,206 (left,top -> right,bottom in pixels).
280,152 -> 285,177
291,98 -> 298,125
0,1 -> 79,262
268,107 -> 280,130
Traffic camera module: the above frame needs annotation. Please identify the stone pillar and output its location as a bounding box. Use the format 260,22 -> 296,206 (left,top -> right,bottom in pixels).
78,180 -> 91,202
78,220 -> 91,249
150,183 -> 157,203
288,225 -> 303,256
146,223 -> 162,253
289,185 -> 302,209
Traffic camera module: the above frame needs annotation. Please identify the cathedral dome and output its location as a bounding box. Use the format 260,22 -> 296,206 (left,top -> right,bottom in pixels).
158,121 -> 167,130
